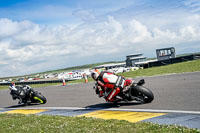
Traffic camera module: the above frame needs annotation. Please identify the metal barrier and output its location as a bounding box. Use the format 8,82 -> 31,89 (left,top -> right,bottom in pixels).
0,79 -> 76,86
148,54 -> 200,68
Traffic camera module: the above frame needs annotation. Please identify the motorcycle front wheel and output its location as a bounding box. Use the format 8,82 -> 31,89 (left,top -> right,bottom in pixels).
32,93 -> 47,104
130,85 -> 154,103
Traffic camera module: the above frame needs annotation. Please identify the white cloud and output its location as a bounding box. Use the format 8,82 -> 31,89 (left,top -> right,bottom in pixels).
0,12 -> 200,77
0,18 -> 26,39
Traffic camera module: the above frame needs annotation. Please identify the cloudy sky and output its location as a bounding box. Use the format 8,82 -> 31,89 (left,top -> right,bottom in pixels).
0,0 -> 200,77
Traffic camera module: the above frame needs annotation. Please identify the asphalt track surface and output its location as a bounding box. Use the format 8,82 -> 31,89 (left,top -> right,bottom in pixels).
0,72 -> 200,111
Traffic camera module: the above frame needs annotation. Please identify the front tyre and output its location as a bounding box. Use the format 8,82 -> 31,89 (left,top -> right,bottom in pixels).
130,85 -> 154,103
33,93 -> 47,104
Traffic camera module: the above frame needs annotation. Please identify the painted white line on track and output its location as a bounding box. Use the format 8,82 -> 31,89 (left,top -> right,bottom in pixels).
1,107 -> 200,114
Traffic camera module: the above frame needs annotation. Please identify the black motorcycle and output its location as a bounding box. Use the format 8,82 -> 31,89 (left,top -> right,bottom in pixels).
9,84 -> 46,105
94,79 -> 154,103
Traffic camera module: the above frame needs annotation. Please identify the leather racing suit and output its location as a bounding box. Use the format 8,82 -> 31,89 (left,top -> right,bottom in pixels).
96,71 -> 125,102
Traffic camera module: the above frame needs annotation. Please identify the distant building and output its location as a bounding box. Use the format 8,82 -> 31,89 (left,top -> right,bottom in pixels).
94,54 -> 147,70
126,53 -> 147,67
156,47 -> 176,61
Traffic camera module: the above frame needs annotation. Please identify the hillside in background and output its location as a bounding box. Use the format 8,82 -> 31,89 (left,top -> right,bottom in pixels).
0,61 -> 123,79
37,61 -> 123,74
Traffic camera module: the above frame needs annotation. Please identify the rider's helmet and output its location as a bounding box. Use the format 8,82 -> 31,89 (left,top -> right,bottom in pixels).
91,72 -> 99,81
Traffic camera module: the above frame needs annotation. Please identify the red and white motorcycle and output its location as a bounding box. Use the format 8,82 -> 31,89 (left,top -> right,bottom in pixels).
93,79 -> 154,103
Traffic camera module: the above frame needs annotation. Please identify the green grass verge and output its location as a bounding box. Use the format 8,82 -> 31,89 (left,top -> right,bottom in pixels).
0,85 -> 9,90
0,114 -> 199,133
119,60 -> 200,78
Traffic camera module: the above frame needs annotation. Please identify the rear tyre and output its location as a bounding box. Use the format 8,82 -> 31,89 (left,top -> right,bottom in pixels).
33,93 -> 47,104
130,85 -> 154,103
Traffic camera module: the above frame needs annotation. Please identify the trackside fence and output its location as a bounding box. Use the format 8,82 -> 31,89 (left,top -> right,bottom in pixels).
0,79 -> 75,86
147,54 -> 200,68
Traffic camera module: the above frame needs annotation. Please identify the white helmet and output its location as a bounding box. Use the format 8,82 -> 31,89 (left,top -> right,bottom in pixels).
91,72 -> 99,80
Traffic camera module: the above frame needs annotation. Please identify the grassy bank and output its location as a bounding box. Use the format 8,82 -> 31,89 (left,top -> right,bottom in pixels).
120,60 -> 200,78
0,114 -> 199,133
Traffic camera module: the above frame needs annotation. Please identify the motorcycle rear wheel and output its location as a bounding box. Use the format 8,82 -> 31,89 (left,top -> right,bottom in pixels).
130,85 -> 154,103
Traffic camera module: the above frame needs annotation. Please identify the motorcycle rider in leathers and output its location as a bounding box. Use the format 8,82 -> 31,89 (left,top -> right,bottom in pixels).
91,70 -> 133,102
